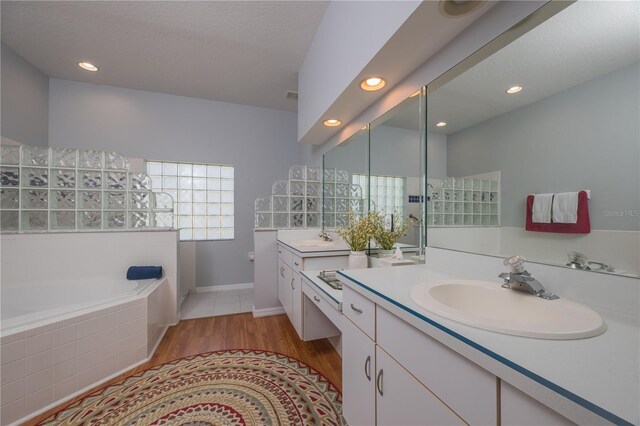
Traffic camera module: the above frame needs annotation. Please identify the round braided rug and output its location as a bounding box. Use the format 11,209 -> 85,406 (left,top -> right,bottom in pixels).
39,350 -> 343,426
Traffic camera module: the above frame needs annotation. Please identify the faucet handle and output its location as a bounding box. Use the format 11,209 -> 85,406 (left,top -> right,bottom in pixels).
504,255 -> 526,273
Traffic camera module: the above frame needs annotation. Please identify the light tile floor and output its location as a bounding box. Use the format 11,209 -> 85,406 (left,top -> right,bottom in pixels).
180,288 -> 254,320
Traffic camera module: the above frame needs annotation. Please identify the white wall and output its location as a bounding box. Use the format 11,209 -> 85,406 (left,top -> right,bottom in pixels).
48,79 -> 300,288
1,42 -> 49,147
301,1 -> 547,165
0,231 -> 180,323
297,0 -> 420,140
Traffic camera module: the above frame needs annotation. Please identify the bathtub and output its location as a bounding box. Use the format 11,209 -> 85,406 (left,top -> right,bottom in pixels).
0,277 -> 171,425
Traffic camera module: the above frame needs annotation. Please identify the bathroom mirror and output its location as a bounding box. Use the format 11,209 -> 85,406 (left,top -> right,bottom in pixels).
425,1 -> 639,278
322,127 -> 369,229
369,92 -> 426,254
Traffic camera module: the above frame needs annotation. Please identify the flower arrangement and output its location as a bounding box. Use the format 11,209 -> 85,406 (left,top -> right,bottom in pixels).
371,211 -> 408,250
337,212 -> 376,252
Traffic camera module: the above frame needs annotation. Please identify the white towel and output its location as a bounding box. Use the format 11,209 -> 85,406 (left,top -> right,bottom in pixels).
532,193 -> 553,223
553,192 -> 579,223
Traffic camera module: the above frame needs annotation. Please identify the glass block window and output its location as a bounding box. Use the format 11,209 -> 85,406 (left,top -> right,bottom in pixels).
353,174 -> 405,218
146,161 -> 234,241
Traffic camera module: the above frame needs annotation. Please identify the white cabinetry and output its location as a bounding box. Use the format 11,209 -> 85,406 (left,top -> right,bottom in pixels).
342,318 -> 376,426
501,382 -> 575,426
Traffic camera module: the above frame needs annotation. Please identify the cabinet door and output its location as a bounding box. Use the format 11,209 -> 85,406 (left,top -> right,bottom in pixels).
277,258 -> 286,308
291,272 -> 303,337
501,382 -> 575,426
278,259 -> 292,318
376,347 -> 464,426
342,318 -> 376,426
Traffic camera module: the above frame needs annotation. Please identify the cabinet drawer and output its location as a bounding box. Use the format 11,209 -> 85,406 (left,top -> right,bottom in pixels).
292,254 -> 303,272
377,307 -> 498,425
343,286 -> 375,339
303,280 -> 343,332
277,244 -> 292,266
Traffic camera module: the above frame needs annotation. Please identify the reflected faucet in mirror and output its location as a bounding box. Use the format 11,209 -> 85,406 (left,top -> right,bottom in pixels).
499,255 -> 559,300
566,251 -> 615,273
318,228 -> 332,242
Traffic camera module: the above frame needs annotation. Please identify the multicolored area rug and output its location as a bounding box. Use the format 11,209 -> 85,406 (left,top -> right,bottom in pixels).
40,350 -> 343,425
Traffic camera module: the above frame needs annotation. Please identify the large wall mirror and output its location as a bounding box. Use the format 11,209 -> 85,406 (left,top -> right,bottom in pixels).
426,1 -> 639,278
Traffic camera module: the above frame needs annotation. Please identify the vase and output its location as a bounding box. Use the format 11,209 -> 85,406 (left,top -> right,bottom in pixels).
378,249 -> 395,258
348,251 -> 368,269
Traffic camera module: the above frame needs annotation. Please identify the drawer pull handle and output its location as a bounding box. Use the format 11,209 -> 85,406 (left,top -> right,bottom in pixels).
291,278 -> 295,290
364,355 -> 371,381
294,262 -> 299,267
350,304 -> 363,314
313,296 -> 321,303
278,250 -> 282,254
280,267 -> 284,277
376,369 -> 383,396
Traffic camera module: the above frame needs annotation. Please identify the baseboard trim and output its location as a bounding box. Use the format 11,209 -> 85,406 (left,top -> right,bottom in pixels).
252,306 -> 285,318
195,282 -> 254,293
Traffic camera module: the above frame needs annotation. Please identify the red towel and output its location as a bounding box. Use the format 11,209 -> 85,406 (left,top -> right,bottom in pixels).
525,191 -> 590,233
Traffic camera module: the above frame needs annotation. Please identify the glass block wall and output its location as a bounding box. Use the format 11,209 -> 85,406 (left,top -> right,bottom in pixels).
0,144 -> 174,232
254,165 -> 366,229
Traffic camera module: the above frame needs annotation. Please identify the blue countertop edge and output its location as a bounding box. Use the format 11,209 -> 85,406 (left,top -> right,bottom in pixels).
300,270 -> 341,307
337,270 -> 633,426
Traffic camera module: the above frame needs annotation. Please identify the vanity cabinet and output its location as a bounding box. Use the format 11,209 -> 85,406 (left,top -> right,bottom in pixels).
501,382 -> 575,425
342,286 -> 495,426
277,243 -> 347,339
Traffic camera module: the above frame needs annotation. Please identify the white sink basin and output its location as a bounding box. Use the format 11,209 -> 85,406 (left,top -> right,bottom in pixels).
410,280 -> 606,339
290,239 -> 337,248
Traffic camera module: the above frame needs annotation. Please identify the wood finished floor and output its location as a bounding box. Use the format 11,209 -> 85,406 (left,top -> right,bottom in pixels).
24,313 -> 342,425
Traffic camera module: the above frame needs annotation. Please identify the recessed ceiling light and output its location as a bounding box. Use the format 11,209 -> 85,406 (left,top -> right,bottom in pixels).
78,62 -> 98,72
360,77 -> 386,92
506,86 -> 523,94
436,122 -> 447,127
323,119 -> 342,127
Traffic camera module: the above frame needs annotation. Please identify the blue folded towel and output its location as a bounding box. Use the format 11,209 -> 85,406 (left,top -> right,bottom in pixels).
126,266 -> 162,280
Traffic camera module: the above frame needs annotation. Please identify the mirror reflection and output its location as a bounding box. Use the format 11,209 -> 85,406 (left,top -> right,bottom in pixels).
426,1 -> 639,277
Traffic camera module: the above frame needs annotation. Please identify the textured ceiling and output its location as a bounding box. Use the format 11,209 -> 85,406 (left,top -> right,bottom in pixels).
1,1 -> 329,112
427,1 -> 640,135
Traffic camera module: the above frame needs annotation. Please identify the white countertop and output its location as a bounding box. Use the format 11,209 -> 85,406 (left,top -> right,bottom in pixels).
278,238 -> 352,256
300,269 -> 343,310
338,264 -> 640,425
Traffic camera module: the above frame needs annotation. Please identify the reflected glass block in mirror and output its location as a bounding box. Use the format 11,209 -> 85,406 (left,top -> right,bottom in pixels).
131,173 -> 151,190
53,190 -> 76,209
154,212 -> 174,228
323,213 -> 335,228
272,181 -> 289,196
272,196 -> 288,212
22,210 -> 48,230
22,189 -> 48,209
255,212 -> 272,228
106,211 -> 126,228
21,146 -> 49,167
130,211 -> 150,228
1,167 -> 20,186
323,183 -> 335,197
78,150 -> 103,169
336,198 -> 349,212
336,170 -> 350,183
80,191 -> 102,209
105,191 -> 126,209
81,170 -> 102,189
0,145 -> 20,165
130,192 -> 150,209
106,171 -> 127,189
291,213 -> 304,228
336,183 -> 349,198
289,165 -> 306,181
351,184 -> 363,199
254,197 -> 271,212
273,213 -> 288,228
351,199 -> 364,213
307,167 -> 322,182
51,148 -> 77,168
52,169 -> 76,188
1,211 -> 19,231
79,211 -> 101,229
290,181 -> 304,196
336,213 -> 349,227
1,189 -> 19,209
323,198 -> 335,213
104,152 -> 129,170
22,168 -> 48,187
50,211 -> 75,230
154,192 -> 174,210
290,197 -> 304,212
323,168 -> 335,183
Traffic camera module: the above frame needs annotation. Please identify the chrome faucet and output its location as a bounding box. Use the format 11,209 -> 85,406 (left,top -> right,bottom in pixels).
318,228 -> 332,241
499,256 -> 559,300
588,261 -> 615,273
